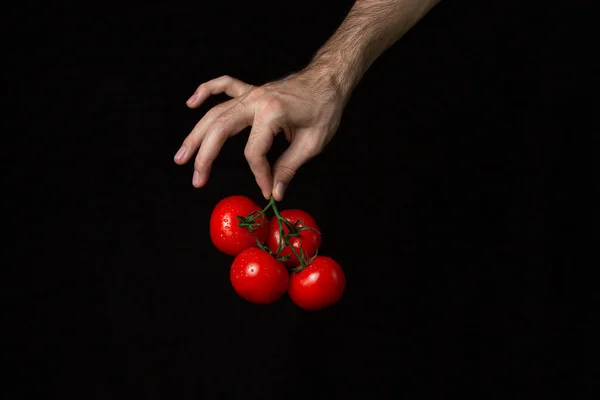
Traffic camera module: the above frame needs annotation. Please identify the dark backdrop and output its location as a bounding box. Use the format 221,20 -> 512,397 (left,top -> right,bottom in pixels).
5,0 -> 579,398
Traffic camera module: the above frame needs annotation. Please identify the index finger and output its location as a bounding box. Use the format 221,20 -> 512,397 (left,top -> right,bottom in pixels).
244,119 -> 277,199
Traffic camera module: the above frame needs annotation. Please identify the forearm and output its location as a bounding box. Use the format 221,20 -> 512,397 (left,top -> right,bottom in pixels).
307,0 -> 440,101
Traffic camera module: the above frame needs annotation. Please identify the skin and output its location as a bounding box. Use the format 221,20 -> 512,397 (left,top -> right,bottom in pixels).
288,256 -> 346,311
230,248 -> 289,305
174,0 -> 441,200
209,195 -> 268,256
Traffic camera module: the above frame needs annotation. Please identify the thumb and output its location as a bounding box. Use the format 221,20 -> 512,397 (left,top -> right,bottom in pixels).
271,139 -> 318,201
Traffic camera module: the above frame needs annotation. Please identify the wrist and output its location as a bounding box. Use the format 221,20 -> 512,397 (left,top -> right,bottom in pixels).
302,50 -> 367,105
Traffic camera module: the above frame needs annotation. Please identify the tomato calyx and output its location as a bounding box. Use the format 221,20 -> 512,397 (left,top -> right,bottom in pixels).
237,196 -> 320,272
289,248 -> 318,273
235,210 -> 265,233
282,218 -> 321,238
252,236 -> 291,263
264,196 -> 315,271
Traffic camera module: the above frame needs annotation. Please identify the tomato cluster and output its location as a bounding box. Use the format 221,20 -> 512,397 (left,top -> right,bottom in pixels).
209,195 -> 345,311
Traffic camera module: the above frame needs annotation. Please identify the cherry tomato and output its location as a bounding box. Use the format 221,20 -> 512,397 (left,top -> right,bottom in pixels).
266,209 -> 321,267
209,195 -> 269,256
230,247 -> 289,304
288,256 -> 345,311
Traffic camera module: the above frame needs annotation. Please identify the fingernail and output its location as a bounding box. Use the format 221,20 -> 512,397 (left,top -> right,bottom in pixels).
192,170 -> 201,186
174,146 -> 187,161
186,93 -> 197,105
274,181 -> 287,200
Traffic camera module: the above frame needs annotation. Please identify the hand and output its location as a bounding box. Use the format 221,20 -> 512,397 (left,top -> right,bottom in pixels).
173,71 -> 346,201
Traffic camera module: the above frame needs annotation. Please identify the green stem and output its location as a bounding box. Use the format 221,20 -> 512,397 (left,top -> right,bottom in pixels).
270,198 -> 289,259
261,196 -> 275,214
236,209 -> 264,232
267,196 -> 309,271
237,196 -> 315,271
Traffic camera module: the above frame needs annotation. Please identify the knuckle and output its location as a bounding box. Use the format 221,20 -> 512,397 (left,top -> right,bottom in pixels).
244,149 -> 257,166
277,164 -> 296,180
206,104 -> 225,119
197,82 -> 208,92
260,97 -> 283,116
182,137 -> 197,148
207,121 -> 224,136
304,140 -> 322,157
194,158 -> 207,171
244,140 -> 259,164
247,86 -> 267,100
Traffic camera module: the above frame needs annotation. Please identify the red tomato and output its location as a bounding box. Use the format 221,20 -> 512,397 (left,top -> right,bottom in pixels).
288,256 -> 345,311
230,247 -> 289,304
209,195 -> 269,256
266,209 -> 321,267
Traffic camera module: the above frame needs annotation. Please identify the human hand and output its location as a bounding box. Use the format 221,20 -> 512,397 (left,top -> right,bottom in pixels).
173,70 -> 347,201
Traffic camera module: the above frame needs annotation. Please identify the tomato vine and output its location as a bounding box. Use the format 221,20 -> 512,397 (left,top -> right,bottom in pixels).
237,196 -> 319,272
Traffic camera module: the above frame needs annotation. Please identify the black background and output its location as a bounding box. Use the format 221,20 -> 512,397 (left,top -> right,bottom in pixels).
4,0 -> 582,398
